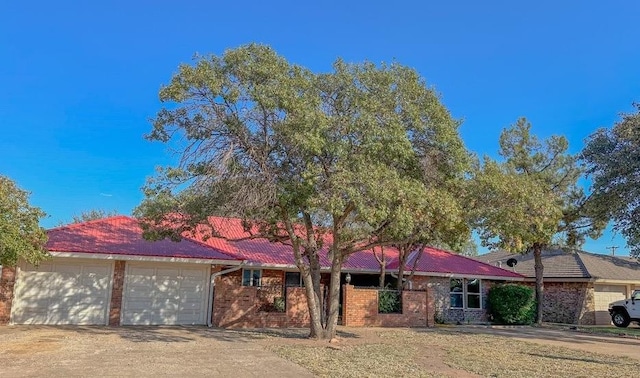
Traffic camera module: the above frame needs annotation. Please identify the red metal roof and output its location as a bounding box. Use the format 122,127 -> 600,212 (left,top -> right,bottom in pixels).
386,246 -> 523,278
186,217 -> 521,278
46,216 -> 240,261
46,215 -> 522,278
185,217 -> 397,271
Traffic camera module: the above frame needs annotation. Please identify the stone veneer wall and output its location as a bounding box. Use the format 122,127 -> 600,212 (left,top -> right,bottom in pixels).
524,281 -> 591,324
423,276 -> 496,324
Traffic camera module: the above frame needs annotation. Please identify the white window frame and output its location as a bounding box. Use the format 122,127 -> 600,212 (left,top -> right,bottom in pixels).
242,269 -> 262,287
465,278 -> 482,309
449,278 -> 482,309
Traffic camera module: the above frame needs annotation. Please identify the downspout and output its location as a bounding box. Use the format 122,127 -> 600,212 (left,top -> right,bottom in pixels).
207,261 -> 246,327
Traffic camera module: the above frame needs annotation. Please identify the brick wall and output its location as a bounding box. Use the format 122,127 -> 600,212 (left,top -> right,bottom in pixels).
341,285 -> 434,327
286,287 -> 310,327
0,266 -> 16,325
108,261 -> 126,326
212,269 -> 314,328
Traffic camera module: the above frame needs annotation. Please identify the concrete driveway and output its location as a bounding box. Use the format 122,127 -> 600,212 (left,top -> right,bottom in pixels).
445,325 -> 640,361
0,326 -> 314,377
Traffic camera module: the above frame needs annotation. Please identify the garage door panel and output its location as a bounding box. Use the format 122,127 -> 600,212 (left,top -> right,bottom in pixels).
180,292 -> 203,300
11,259 -> 113,325
594,285 -> 627,325
122,263 -> 209,325
156,267 -> 180,276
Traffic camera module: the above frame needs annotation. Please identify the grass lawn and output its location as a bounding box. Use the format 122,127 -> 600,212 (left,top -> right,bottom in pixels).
576,325 -> 640,338
264,328 -> 638,378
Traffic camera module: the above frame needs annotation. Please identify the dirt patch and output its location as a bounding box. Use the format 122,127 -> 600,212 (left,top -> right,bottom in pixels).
2,326 -> 639,377
262,327 -> 639,377
413,344 -> 482,378
0,326 -> 313,377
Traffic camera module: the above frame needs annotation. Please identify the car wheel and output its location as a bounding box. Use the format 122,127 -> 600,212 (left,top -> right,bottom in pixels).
612,311 -> 630,328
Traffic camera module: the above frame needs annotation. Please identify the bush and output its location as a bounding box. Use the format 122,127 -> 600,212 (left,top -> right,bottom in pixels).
273,296 -> 286,312
259,297 -> 286,313
378,290 -> 402,314
487,284 -> 536,325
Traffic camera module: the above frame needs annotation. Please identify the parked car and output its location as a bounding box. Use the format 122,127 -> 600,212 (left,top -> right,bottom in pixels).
609,290 -> 640,327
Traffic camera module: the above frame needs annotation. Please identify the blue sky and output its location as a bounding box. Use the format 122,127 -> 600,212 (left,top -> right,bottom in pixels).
1,1 -> 638,255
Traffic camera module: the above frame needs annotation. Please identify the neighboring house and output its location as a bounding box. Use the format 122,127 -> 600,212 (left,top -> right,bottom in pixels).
0,216 -> 523,327
474,249 -> 640,325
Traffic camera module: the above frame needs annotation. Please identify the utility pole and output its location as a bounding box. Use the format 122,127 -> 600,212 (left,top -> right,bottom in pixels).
606,246 -> 619,256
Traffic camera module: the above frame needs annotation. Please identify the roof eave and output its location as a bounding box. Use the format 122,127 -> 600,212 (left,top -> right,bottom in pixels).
409,271 -> 524,281
49,251 -> 243,265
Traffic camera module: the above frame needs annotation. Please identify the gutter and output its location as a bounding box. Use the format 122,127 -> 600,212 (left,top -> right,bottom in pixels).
207,261 -> 246,327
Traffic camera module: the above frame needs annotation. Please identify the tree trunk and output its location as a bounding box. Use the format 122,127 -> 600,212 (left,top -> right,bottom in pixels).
323,252 -> 343,339
396,245 -> 407,291
374,247 -> 386,288
300,254 -> 325,339
533,244 -> 544,326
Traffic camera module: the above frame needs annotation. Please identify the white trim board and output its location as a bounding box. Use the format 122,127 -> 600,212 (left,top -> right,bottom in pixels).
50,251 -> 242,265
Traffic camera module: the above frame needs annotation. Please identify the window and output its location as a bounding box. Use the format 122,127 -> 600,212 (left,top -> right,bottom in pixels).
242,269 -> 261,286
466,279 -> 481,309
285,272 -> 304,287
450,279 -> 464,308
450,278 -> 482,309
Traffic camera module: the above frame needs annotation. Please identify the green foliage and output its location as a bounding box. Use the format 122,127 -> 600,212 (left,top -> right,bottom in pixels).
487,284 -> 536,325
136,43 -> 469,249
582,103 -> 640,258
469,118 -> 601,253
260,297 -> 286,313
378,289 -> 402,313
0,176 -> 49,266
274,296 -> 286,313
136,44 -> 469,338
71,209 -> 119,224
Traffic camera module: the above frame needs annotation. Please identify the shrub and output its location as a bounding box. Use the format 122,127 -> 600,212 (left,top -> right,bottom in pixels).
273,296 -> 286,312
487,284 -> 535,325
378,290 -> 402,314
259,297 -> 286,313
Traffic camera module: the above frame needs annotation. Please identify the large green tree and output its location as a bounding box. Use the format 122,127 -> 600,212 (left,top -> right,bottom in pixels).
582,103 -> 640,258
136,44 -> 469,339
0,176 -> 49,266
470,119 -> 602,324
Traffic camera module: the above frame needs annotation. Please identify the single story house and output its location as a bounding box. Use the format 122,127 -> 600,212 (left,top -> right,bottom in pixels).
474,249 -> 640,325
1,216 -> 523,327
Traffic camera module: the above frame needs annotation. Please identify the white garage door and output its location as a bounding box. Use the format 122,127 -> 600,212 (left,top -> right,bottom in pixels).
122,262 -> 209,325
594,285 -> 627,325
11,259 -> 113,325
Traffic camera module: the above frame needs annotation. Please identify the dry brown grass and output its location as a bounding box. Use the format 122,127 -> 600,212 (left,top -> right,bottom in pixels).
266,328 -> 639,377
